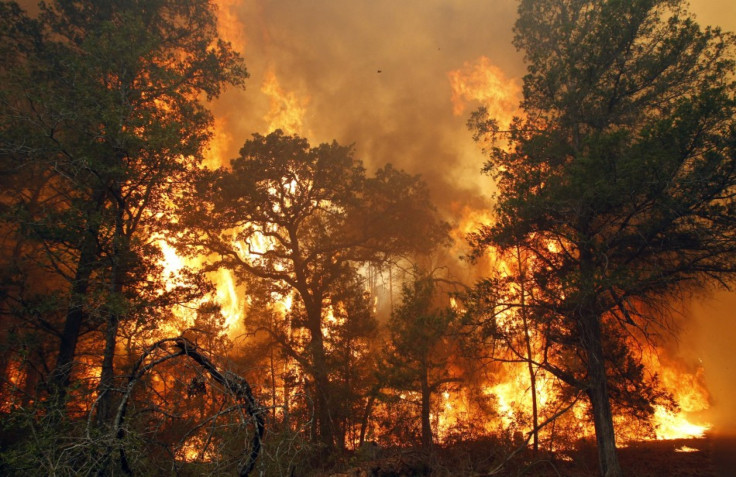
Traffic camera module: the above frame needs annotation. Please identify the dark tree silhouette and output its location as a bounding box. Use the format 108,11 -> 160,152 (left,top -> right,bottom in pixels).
0,0 -> 246,415
469,1 -> 736,475
178,130 -> 449,449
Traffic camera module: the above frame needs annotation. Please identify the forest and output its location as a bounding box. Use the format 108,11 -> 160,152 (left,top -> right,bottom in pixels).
1,0 -> 735,476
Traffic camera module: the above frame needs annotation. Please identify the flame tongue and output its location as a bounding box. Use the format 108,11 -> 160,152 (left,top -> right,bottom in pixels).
261,68 -> 310,135
149,23 -> 715,451
649,352 -> 711,440
448,56 -> 521,127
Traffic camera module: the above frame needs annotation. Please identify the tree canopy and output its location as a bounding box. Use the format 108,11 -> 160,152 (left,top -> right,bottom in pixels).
0,0 -> 247,416
179,129 -> 449,448
469,0 -> 736,475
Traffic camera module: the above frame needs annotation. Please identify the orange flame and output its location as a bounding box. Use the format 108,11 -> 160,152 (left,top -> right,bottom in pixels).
647,352 -> 711,440
213,0 -> 247,55
204,116 -> 234,168
447,56 -> 521,128
261,68 -> 310,135
155,239 -> 245,338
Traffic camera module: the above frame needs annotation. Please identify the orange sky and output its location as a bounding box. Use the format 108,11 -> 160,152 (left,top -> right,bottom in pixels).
208,0 -> 521,213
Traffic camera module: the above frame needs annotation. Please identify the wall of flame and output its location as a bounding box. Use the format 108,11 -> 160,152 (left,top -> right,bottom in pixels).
201,0 -> 736,438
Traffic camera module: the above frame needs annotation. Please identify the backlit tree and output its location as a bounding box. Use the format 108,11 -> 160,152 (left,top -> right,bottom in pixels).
0,0 -> 246,417
469,1 -> 736,475
178,130 -> 449,449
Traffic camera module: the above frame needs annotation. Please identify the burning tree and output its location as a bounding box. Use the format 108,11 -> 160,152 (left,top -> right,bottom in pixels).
0,0 -> 247,417
469,0 -> 736,476
379,272 -> 460,451
178,130 -> 449,450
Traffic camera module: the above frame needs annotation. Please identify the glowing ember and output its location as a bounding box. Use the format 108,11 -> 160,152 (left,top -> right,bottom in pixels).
675,445 -> 700,453
176,434 -> 218,463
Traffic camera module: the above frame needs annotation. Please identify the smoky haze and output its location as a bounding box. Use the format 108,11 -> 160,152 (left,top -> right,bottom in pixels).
671,1 -> 736,436
209,0 -> 736,434
209,0 -> 520,217
13,0 -> 735,436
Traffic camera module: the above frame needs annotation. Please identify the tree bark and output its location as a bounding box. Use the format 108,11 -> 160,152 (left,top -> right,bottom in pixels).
97,192 -> 126,426
306,304 -> 335,449
358,392 -> 376,447
97,312 -> 120,425
48,192 -> 104,405
581,312 -> 623,477
420,361 -> 432,451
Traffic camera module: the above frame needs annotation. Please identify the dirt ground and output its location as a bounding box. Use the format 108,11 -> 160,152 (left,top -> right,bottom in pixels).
332,433 -> 736,476
526,432 -> 736,476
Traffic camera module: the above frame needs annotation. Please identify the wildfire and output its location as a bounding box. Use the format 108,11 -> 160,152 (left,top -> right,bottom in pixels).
261,67 -> 310,135
675,445 -> 700,453
159,240 -> 185,291
448,203 -> 494,266
213,0 -> 247,56
176,434 -> 218,463
447,56 -> 521,128
652,406 -> 709,440
150,22 -> 711,461
214,269 -> 243,332
647,352 -> 711,440
154,239 -> 246,338
204,116 -> 235,168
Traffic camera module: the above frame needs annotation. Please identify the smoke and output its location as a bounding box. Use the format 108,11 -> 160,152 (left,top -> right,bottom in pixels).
207,0 -> 736,432
684,293 -> 736,435
14,0 -> 736,433
210,0 -> 521,218
665,0 -> 736,436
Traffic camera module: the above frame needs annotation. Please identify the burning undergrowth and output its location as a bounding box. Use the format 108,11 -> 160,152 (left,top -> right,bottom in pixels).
1,1 -> 735,477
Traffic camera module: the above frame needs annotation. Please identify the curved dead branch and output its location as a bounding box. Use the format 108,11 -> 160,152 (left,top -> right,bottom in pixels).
112,337 -> 264,476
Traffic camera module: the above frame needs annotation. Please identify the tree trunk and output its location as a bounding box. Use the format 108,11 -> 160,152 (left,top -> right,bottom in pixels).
270,347 -> 277,423
516,246 -> 539,452
358,393 -> 376,447
282,358 -> 291,429
307,304 -> 335,449
420,362 -> 432,451
581,312 -> 622,477
97,190 -> 126,426
97,312 -> 120,425
48,212 -> 102,405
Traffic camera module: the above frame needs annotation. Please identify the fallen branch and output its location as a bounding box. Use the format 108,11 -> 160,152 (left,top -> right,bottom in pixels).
111,336 -> 264,476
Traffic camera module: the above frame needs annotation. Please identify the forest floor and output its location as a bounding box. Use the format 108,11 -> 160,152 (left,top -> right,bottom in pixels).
327,432 -> 736,476
569,434 -> 727,477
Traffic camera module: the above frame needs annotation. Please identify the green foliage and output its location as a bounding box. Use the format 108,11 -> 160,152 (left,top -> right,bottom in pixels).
0,402 -> 135,476
471,0 -> 736,393
382,275 -> 457,391
379,272 -> 460,448
469,0 -> 735,474
178,129 -> 448,447
182,129 -> 448,279
0,0 -> 249,472
0,0 -> 248,388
